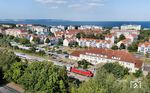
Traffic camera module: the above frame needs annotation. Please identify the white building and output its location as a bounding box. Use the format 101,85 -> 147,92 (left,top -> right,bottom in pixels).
5,29 -> 28,37
117,39 -> 132,48
67,25 -> 75,30
78,25 -> 103,30
78,38 -> 113,48
63,38 -> 77,46
111,29 -> 140,39
121,25 -> 141,30
29,26 -> 48,35
138,42 -> 150,54
69,48 -> 143,72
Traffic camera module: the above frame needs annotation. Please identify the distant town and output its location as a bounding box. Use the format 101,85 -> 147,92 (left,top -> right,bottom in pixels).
0,23 -> 150,93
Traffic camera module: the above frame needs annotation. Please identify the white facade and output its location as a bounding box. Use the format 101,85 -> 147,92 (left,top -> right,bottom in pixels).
70,49 -> 143,72
63,38 -> 77,46
5,29 -> 28,37
138,42 -> 150,54
111,29 -> 140,39
78,38 -> 113,48
78,25 -> 103,30
121,25 -> 141,30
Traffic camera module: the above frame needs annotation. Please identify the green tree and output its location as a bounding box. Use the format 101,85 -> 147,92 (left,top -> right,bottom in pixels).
111,45 -> 119,50
127,41 -> 139,52
33,37 -> 40,44
76,33 -> 81,39
102,63 -> 129,79
45,38 -> 50,44
133,69 -> 143,78
57,38 -> 63,46
119,34 -> 126,41
4,62 -> 27,83
0,49 -> 21,71
17,62 -> 69,92
13,37 -> 20,43
120,43 -> 126,49
19,38 -> 30,45
69,41 -> 78,48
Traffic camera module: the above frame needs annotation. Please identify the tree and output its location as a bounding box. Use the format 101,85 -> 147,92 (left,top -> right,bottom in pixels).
78,59 -> 92,69
13,37 -> 20,43
119,34 -> 126,41
120,43 -> 126,49
62,35 -> 65,40
111,45 -> 119,50
33,37 -> 40,44
59,80 -> 67,93
76,33 -> 81,39
4,62 -> 27,83
127,41 -> 139,52
102,63 -> 129,79
133,69 -> 143,78
45,38 -> 50,44
19,38 -> 30,45
57,38 -> 63,46
29,47 -> 36,53
0,49 -> 21,71
17,62 -> 69,92
68,41 -> 78,48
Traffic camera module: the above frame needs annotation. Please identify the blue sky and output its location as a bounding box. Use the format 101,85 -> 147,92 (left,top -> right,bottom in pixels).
0,0 -> 150,21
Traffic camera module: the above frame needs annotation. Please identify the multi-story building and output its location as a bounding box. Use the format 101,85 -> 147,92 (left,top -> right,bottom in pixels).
78,38 -> 113,48
121,25 -> 141,30
63,38 -> 77,46
111,29 -> 140,39
5,29 -> 28,37
67,25 -> 75,30
54,29 -> 102,38
117,38 -> 132,48
28,26 -> 48,35
138,41 -> 150,54
78,25 -> 103,30
69,48 -> 143,72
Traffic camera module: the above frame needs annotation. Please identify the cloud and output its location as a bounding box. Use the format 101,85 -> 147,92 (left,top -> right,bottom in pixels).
35,0 -> 67,4
87,3 -> 104,7
51,6 -> 59,9
68,4 -> 81,8
35,0 -> 105,9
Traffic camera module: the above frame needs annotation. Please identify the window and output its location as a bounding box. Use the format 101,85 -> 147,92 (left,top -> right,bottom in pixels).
141,47 -> 144,51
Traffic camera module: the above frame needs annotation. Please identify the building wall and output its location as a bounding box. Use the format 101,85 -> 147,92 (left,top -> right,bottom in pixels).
70,54 -> 137,72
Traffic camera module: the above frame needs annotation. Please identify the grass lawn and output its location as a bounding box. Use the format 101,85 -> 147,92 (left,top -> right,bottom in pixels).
141,58 -> 150,64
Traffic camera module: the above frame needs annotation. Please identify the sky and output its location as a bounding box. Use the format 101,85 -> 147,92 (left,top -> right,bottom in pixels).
0,0 -> 150,21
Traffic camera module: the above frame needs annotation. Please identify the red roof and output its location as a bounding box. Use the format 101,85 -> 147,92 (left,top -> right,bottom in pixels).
70,48 -> 143,68
138,42 -> 150,47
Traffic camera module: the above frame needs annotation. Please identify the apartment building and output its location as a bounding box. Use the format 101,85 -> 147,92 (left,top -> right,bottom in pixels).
69,48 -> 143,72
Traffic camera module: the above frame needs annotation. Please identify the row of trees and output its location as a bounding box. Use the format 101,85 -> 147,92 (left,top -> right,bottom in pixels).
77,59 -> 92,69
0,34 -> 31,47
0,49 -> 69,92
72,63 -> 149,93
76,32 -> 105,40
0,48 -> 148,93
4,62 -> 69,93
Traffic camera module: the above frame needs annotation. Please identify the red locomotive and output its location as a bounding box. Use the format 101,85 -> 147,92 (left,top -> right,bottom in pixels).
69,67 -> 94,77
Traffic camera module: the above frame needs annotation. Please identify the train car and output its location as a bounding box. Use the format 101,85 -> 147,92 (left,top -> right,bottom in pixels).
69,67 -> 94,77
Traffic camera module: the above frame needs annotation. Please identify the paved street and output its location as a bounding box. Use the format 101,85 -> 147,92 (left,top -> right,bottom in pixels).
15,52 -> 90,81
0,86 -> 20,93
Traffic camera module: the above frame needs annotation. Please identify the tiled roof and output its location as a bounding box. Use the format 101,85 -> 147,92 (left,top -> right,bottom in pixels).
54,29 -> 102,36
138,42 -> 150,47
70,48 -> 143,68
80,38 -> 111,43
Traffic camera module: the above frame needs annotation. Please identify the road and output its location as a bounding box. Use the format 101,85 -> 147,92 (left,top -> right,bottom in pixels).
15,52 -> 90,81
0,86 -> 20,93
15,52 -> 72,67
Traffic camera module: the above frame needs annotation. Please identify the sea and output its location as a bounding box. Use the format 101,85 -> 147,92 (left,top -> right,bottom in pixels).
0,20 -> 150,28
